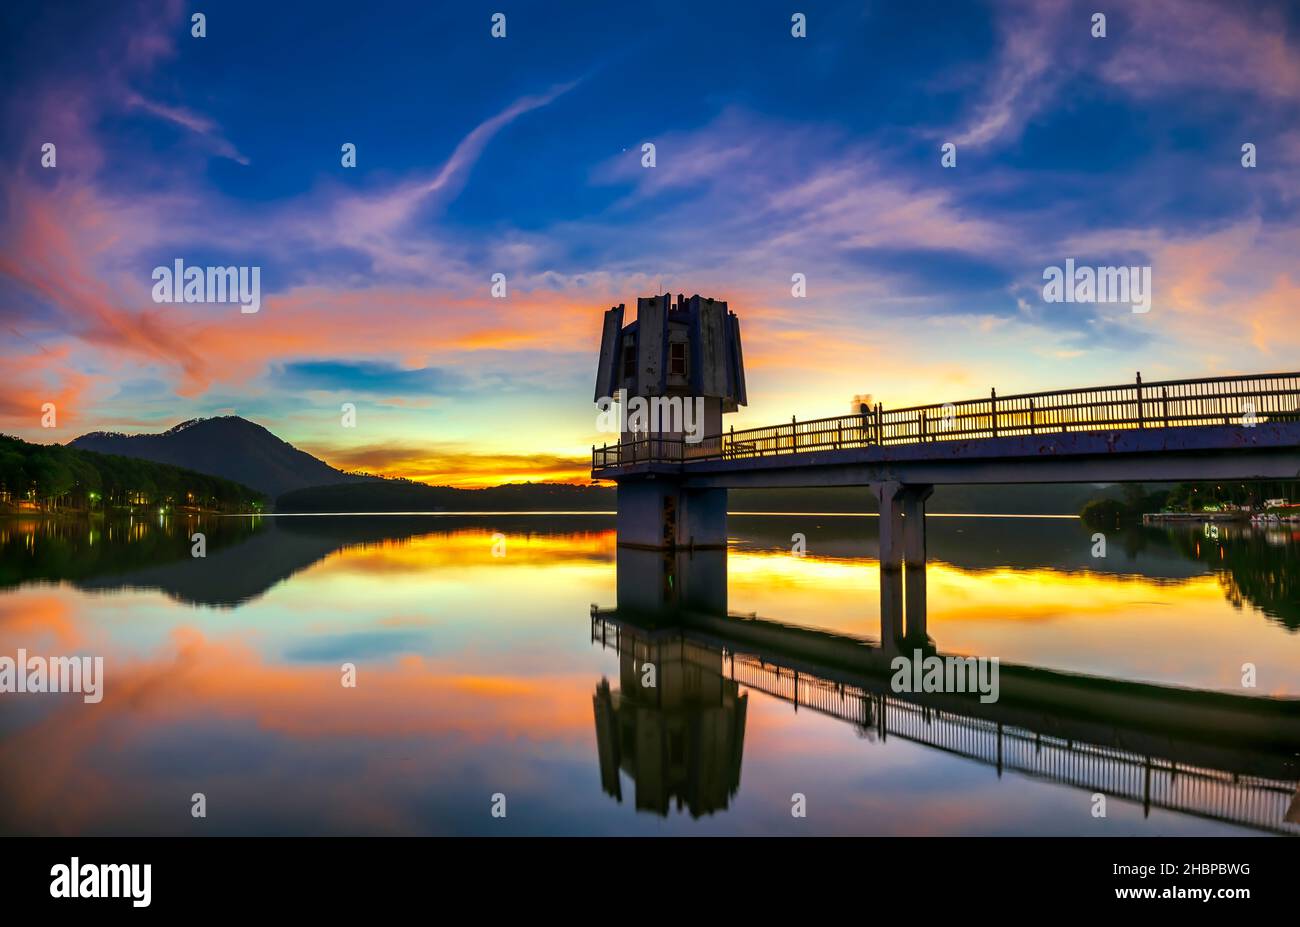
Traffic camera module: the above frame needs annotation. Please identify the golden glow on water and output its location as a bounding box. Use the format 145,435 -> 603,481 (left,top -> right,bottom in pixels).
307,529 -> 616,576
727,548 -> 1296,694
0,517 -> 1294,835
2,523 -> 1291,693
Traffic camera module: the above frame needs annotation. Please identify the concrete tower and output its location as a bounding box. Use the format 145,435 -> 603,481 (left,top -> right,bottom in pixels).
594,294 -> 745,551
594,293 -> 747,444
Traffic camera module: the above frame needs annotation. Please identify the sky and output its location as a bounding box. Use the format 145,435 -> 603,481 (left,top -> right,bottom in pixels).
2,0 -> 1298,487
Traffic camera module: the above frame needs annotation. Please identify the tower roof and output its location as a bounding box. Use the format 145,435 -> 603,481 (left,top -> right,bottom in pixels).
594,294 -> 747,410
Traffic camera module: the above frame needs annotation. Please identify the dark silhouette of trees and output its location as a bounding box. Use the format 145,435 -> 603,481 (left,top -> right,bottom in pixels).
0,434 -> 265,513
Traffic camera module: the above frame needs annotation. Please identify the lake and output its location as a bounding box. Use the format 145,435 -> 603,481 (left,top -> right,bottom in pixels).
1,512 -> 1297,836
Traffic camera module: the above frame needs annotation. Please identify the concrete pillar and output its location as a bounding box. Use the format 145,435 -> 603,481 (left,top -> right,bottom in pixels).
616,479 -> 727,550
876,481 -> 905,570
680,487 -> 727,550
879,567 -> 904,652
616,545 -> 728,617
616,480 -> 668,549
876,482 -> 933,650
876,481 -> 905,650
901,484 -> 934,645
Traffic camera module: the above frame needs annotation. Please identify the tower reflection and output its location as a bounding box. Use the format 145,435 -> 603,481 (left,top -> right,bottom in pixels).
592,628 -> 747,817
595,546 -> 744,816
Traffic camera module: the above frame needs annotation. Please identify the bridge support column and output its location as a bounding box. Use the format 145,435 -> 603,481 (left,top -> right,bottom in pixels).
616,479 -> 727,551
876,482 -> 933,650
876,482 -> 905,650
902,484 -> 934,646
615,545 -> 727,617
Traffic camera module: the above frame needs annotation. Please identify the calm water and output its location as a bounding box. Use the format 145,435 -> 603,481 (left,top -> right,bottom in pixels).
0,512 -> 1297,836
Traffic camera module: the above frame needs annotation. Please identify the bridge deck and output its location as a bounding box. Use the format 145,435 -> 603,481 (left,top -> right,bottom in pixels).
592,372 -> 1300,485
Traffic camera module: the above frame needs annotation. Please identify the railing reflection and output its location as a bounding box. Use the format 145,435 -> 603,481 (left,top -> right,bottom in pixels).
593,613 -> 1300,833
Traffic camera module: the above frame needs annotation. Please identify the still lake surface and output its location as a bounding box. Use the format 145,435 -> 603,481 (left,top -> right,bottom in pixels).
1,512 -> 1297,836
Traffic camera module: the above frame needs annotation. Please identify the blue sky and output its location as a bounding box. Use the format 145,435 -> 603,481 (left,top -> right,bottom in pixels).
2,0 -> 1298,484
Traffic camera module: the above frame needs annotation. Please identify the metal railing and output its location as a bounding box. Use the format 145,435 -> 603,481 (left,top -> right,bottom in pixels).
592,371 -> 1300,470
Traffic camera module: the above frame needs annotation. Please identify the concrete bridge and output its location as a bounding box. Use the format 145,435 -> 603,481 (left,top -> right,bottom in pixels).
592,366 -> 1300,633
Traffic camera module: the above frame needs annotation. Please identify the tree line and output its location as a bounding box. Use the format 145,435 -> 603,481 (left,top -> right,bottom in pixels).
0,434 -> 266,513
1081,480 -> 1300,528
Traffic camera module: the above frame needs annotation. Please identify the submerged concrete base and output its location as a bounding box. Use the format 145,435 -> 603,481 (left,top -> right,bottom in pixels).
616,479 -> 727,550
616,546 -> 728,616
612,476 -> 939,651
877,481 -> 934,650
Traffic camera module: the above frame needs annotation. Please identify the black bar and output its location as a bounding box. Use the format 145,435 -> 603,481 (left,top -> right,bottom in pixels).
4,836 -> 1291,915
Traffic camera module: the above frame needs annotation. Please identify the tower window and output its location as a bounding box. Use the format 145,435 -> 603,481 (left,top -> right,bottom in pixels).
622,343 -> 637,381
669,342 -> 687,377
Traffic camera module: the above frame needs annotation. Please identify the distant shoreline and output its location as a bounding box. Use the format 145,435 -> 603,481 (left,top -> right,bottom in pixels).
0,507 -> 233,518
212,510 -> 1082,519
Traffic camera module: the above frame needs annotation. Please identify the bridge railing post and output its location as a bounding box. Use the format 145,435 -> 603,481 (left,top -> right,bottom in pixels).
875,403 -> 883,445
990,388 -> 998,438
1162,387 -> 1169,427
1029,399 -> 1036,434
1136,371 -> 1144,428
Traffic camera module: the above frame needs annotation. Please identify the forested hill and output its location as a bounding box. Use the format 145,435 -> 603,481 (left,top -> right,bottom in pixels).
70,416 -> 369,499
0,434 -> 265,513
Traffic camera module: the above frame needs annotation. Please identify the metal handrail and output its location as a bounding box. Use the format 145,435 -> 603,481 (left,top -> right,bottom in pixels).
592,371 -> 1300,470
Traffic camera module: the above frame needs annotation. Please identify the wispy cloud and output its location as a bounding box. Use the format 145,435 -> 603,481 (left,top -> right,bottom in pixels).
948,0 -> 1071,148
125,93 -> 250,165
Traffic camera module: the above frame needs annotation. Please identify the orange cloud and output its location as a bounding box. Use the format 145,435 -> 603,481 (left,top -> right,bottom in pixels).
298,441 -> 591,488
0,343 -> 96,434
0,184 -> 208,388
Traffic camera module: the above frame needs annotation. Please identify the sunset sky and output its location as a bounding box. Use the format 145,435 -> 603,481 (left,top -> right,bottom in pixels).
2,0 -> 1298,487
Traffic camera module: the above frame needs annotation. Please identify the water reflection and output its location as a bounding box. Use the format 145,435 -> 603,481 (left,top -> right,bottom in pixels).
0,515 -> 266,604
0,512 -> 1296,835
0,515 -> 613,607
592,628 -> 746,817
1164,522 -> 1300,629
593,543 -> 1300,833
2,515 -> 1295,629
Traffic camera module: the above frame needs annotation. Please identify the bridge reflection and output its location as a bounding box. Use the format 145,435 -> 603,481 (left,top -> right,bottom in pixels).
592,547 -> 1300,833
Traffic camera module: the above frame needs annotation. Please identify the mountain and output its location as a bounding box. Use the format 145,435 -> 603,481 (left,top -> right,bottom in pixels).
70,417 -> 370,500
